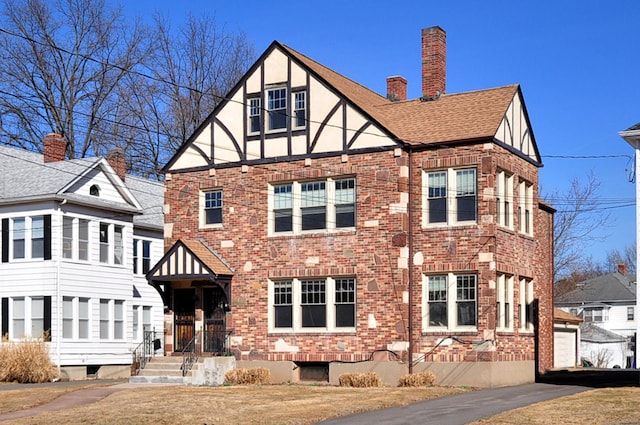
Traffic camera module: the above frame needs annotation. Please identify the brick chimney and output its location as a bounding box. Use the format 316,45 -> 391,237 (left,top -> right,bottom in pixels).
618,263 -> 627,276
386,76 -> 407,101
421,26 -> 446,99
43,133 -> 67,162
107,148 -> 126,181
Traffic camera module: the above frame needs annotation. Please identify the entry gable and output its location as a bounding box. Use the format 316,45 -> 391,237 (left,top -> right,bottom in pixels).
164,42 -> 399,174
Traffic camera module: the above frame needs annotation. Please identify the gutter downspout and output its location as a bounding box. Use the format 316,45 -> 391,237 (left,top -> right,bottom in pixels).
408,147 -> 414,374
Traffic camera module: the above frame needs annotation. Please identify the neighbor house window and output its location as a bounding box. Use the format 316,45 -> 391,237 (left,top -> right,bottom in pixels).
143,306 -> 152,332
248,97 -> 261,134
267,88 -> 287,130
201,190 -> 223,226
79,298 -> 89,339
12,297 -> 25,338
496,274 -> 514,331
270,178 -> 356,235
496,170 -> 513,229
518,180 -> 534,236
423,168 -> 477,226
114,300 -> 124,339
269,277 -> 356,332
584,308 -> 608,323
293,91 -> 306,128
78,219 -> 89,260
31,216 -> 44,259
519,278 -> 534,331
62,217 -> 73,259
99,222 -> 124,265
5,296 -> 51,340
423,274 -> 477,331
31,296 -> 45,338
5,216 -> 50,261
12,218 -> 25,259
63,217 -> 90,261
113,226 -> 123,265
99,223 -> 109,263
133,239 -> 151,275
63,296 -> 74,338
628,307 -> 635,321
100,299 -> 109,339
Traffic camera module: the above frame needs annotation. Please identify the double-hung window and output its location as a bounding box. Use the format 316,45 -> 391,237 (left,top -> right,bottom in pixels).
8,216 -> 49,261
62,217 -> 74,259
270,178 -> 356,235
423,274 -> 477,331
496,170 -> 513,229
248,97 -> 261,134
99,224 -> 109,263
423,168 -> 477,226
628,307 -> 635,321
269,277 -> 356,332
267,88 -> 287,131
133,239 -> 151,275
100,299 -> 110,339
496,274 -> 514,331
114,300 -> 124,339
63,217 -> 90,261
293,91 -> 306,128
12,218 -> 25,259
99,223 -> 124,265
519,278 -> 534,331
4,296 -> 51,340
518,180 -> 534,236
202,190 -> 223,227
31,216 -> 44,258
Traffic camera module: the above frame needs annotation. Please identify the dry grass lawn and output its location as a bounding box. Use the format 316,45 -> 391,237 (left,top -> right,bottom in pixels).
0,383 -> 639,424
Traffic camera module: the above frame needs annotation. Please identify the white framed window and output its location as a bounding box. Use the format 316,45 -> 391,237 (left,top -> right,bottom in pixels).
114,300 -> 124,339
519,278 -> 534,332
628,306 -> 635,321
31,216 -> 45,259
12,217 -> 25,259
200,189 -> 223,228
496,170 -> 513,229
293,91 -> 306,128
31,296 -> 45,338
62,217 -> 90,261
133,305 -> 140,340
496,274 -> 514,331
133,239 -> 151,275
99,223 -> 109,263
63,296 -> 74,338
583,308 -> 608,323
78,298 -> 89,339
99,222 -> 125,265
422,168 -> 477,227
422,273 -> 477,331
100,299 -> 110,339
267,87 -> 287,131
248,97 -> 261,134
113,226 -> 123,265
269,178 -> 356,235
518,180 -> 534,236
143,306 -> 152,332
6,296 -> 51,340
13,297 -> 25,338
268,277 -> 356,332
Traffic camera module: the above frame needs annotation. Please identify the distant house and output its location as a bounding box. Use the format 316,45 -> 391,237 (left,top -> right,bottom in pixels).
0,135 -> 165,379
148,26 -> 555,388
553,308 -> 582,368
555,267 -> 636,368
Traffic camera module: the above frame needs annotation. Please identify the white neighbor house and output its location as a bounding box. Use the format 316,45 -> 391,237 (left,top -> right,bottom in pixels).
555,269 -> 636,368
0,134 -> 165,379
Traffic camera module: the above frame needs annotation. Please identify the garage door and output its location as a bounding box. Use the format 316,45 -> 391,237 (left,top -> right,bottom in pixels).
554,330 -> 577,368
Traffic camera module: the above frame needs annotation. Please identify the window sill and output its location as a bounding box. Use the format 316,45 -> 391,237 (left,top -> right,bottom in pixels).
422,329 -> 478,336
421,222 -> 478,231
269,228 -> 356,239
268,328 -> 356,335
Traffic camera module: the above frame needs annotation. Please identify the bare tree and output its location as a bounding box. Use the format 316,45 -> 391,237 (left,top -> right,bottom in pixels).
547,171 -> 611,281
605,243 -> 636,275
0,0 -> 152,159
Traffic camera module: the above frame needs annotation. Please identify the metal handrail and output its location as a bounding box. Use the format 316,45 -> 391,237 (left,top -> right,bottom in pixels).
131,330 -> 156,376
180,333 -> 199,376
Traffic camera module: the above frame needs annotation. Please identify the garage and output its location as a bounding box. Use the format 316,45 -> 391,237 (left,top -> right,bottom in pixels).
553,308 -> 582,369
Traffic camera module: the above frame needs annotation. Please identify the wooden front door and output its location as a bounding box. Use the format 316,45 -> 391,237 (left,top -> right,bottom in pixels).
203,286 -> 227,354
174,289 -> 195,352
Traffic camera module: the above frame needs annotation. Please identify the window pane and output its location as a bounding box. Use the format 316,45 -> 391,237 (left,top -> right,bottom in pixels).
113,226 -> 123,265
63,297 -> 73,338
274,281 -> 292,328
428,276 -> 448,326
249,97 -> 261,133
78,219 -> 89,261
100,223 -> 109,263
143,306 -> 152,331
63,217 -> 73,259
31,216 -> 44,258
335,179 -> 355,228
428,172 -> 447,223
13,218 -> 25,259
31,297 -> 44,337
13,298 -> 25,338
301,182 -> 326,230
142,241 -> 151,274
294,91 -> 306,128
301,280 -> 326,327
114,300 -> 124,339
456,170 -> 476,222
205,191 -> 223,225
302,206 -> 326,230
100,299 -> 109,339
456,275 -> 476,326
79,298 -> 89,339
268,88 -> 287,130
274,184 -> 293,232
335,279 -> 355,327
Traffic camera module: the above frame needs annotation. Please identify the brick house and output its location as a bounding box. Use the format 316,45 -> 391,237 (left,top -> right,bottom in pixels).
148,26 -> 554,387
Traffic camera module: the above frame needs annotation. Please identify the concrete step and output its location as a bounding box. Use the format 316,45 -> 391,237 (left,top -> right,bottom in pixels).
129,375 -> 189,384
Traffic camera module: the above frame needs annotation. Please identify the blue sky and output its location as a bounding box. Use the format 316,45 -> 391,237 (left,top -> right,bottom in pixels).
123,0 -> 640,265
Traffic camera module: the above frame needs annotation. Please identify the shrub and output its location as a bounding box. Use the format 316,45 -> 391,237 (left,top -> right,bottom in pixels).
224,367 -> 270,385
0,337 -> 58,383
398,371 -> 436,387
338,371 -> 383,387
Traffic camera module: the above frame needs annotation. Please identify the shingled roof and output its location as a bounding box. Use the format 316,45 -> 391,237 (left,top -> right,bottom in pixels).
281,42 -> 519,147
555,272 -> 636,305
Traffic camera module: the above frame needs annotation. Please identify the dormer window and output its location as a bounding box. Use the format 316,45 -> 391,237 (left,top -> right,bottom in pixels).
293,91 -> 306,128
90,185 -> 100,196
248,88 -> 307,135
249,98 -> 261,134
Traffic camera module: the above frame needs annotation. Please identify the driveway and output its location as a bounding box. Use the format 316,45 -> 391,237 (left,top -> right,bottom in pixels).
318,383 -> 590,425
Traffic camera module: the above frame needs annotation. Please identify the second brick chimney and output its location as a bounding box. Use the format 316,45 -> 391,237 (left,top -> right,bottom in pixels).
43,133 -> 67,163
386,76 -> 407,102
618,263 -> 627,276
107,148 -> 126,181
421,26 -> 446,99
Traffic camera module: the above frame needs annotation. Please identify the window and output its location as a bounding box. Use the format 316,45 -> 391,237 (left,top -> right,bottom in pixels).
628,306 -> 635,321
12,217 -> 25,259
269,277 -> 356,332
5,296 -> 51,340
100,223 -> 109,263
114,300 -> 124,339
249,97 -> 261,134
133,305 -> 140,340
133,239 -> 151,275
301,182 -> 326,231
63,297 -> 74,338
267,88 -> 287,130
100,299 -> 109,339
583,308 -> 608,323
274,184 -> 293,232
518,180 -> 534,235
423,169 -> 477,226
293,91 -> 306,128
519,278 -> 534,331
496,171 -> 513,229
63,217 -> 90,261
79,298 -> 89,339
335,179 -> 356,228
13,297 -> 25,338
423,274 -> 477,331
31,296 -> 45,338
31,216 -> 44,258
143,306 -> 152,332
78,219 -> 89,261
203,190 -> 223,226
113,226 -> 123,265
496,274 -> 514,331
270,178 -> 356,235
90,184 -> 100,196
62,217 -> 73,259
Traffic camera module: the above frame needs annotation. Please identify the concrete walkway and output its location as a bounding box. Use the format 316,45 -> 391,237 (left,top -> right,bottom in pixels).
0,381 -> 590,424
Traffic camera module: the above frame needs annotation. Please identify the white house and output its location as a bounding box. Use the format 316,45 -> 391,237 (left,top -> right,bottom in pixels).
555,268 -> 636,368
0,134 -> 165,379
